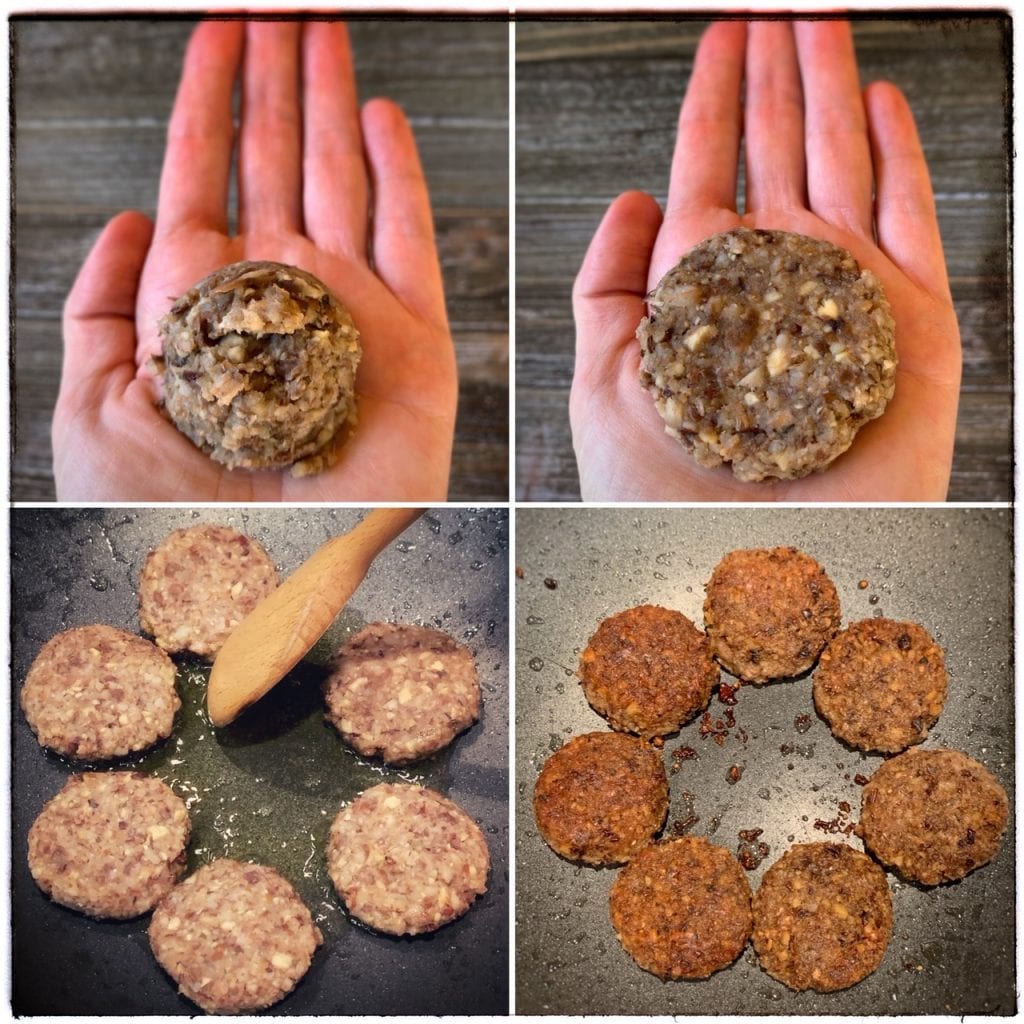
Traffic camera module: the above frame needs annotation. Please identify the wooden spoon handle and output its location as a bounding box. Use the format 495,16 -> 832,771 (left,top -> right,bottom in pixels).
207,507 -> 425,727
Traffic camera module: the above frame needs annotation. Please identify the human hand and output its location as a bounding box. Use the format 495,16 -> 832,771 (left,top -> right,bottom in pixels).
54,21 -> 456,501
571,20 -> 961,501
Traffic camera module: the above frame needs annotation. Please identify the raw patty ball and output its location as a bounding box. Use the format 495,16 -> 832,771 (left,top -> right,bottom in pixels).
813,619 -> 948,753
327,783 -> 489,936
752,842 -> 892,992
27,772 -> 190,919
149,858 -> 322,1014
139,524 -> 279,660
157,261 -> 361,476
533,732 -> 669,865
703,547 -> 840,683
21,624 -> 180,760
578,604 -> 718,738
859,747 -> 1008,885
324,623 -> 481,765
638,227 -> 896,481
609,836 -> 752,980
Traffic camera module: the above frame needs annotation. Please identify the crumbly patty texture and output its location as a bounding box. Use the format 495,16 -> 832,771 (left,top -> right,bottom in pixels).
149,858 -> 322,1014
28,772 -> 190,919
157,261 -> 361,476
860,747 -> 1008,885
609,837 -> 752,980
139,525 -> 279,659
324,623 -> 481,765
813,619 -> 948,753
752,842 -> 892,992
638,228 -> 896,481
579,605 -> 718,738
327,783 -> 489,936
533,732 -> 669,865
21,624 -> 180,760
703,547 -> 840,683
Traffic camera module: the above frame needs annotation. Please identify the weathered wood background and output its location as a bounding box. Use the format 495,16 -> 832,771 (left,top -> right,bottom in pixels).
12,17 -> 509,501
516,17 -> 1011,501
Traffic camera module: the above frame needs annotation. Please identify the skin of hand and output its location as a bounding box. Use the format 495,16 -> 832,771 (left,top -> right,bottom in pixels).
571,21 -> 962,501
54,21 -> 457,501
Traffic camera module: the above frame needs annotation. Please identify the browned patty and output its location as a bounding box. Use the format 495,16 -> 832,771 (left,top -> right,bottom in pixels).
609,836 -> 752,980
752,842 -> 892,992
703,547 -> 840,683
139,525 -> 279,659
813,619 -> 947,752
859,747 -> 1008,885
579,605 -> 718,738
533,732 -> 668,865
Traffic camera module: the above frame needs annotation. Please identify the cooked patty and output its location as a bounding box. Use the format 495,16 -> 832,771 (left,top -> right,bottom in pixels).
327,783 -> 489,936
752,842 -> 892,992
149,858 -> 322,1014
609,836 -> 752,980
859,747 -> 1009,885
813,619 -> 948,752
27,771 -> 190,919
703,547 -> 841,683
579,604 -> 718,738
533,731 -> 669,865
324,622 -> 480,764
21,624 -> 180,760
139,524 -> 279,659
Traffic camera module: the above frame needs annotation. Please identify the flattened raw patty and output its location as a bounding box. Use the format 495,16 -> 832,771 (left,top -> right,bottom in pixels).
638,227 -> 896,481
324,623 -> 480,764
609,836 -> 752,980
21,624 -> 179,760
703,547 -> 840,683
149,858 -> 322,1014
533,731 -> 668,865
813,619 -> 948,752
28,772 -> 190,919
327,783 -> 489,936
859,747 -> 1008,885
579,605 -> 718,738
139,525 -> 279,659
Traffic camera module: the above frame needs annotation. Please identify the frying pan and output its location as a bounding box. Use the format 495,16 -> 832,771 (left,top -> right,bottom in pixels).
515,507 -> 1014,1015
11,507 -> 509,1016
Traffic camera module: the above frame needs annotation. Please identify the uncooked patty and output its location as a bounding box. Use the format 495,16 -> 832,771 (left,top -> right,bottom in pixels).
139,524 -> 279,659
609,836 -> 752,980
813,619 -> 947,752
27,772 -> 189,919
638,228 -> 896,481
149,858 -> 322,1014
579,604 -> 718,737
156,261 -> 361,476
533,731 -> 668,865
703,547 -> 840,683
324,623 -> 480,765
752,842 -> 892,992
21,624 -> 180,760
327,783 -> 489,936
859,747 -> 1008,885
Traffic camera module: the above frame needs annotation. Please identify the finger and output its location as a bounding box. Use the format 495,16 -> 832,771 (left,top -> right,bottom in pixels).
361,98 -> 447,328
157,20 -> 243,235
239,21 -> 303,234
865,80 -> 952,301
744,21 -> 806,213
302,21 -> 369,258
793,20 -> 874,236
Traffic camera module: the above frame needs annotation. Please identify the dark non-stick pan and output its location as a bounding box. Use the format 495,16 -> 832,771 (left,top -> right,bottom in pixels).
11,507 -> 509,1016
515,507 -> 1013,1015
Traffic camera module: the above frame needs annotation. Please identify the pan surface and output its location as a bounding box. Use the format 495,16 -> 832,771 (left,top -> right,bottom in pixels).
11,507 -> 509,1016
515,507 -> 1013,1015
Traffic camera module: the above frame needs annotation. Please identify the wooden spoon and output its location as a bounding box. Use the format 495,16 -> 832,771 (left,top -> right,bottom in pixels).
207,507 -> 425,727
